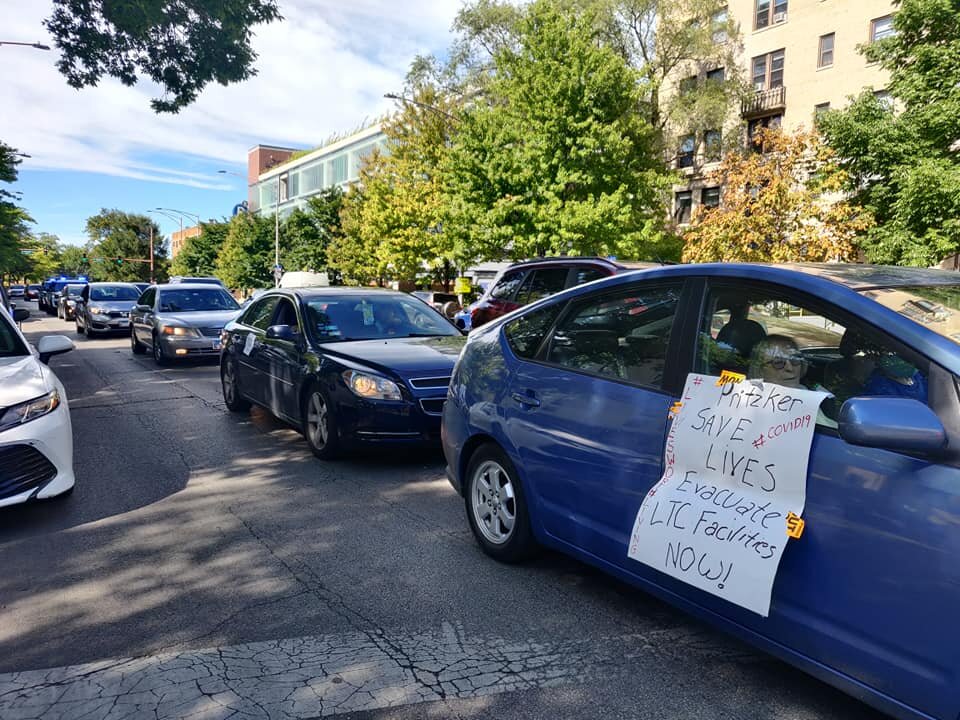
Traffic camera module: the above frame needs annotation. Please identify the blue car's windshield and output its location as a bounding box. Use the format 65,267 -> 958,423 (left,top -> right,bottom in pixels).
158,288 -> 239,312
305,295 -> 459,342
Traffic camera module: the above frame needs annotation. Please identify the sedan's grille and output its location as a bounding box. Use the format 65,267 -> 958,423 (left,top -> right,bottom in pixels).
0,445 -> 57,500
419,398 -> 446,416
409,376 -> 451,389
107,311 -> 129,318
198,327 -> 222,337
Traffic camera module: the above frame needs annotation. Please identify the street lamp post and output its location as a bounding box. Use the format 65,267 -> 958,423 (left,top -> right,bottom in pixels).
148,209 -> 183,283
384,92 -> 458,122
0,41 -> 51,50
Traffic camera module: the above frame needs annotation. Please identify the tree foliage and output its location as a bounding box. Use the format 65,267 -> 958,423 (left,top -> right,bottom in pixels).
85,209 -> 168,281
44,0 -> 282,113
818,0 -> 960,266
215,213 -> 276,290
682,129 -> 872,263
443,0 -> 678,263
0,143 -> 33,279
170,221 -> 228,277
282,188 -> 345,276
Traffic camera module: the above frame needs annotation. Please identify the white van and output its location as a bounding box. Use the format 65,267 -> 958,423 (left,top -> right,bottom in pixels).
279,271 -> 330,288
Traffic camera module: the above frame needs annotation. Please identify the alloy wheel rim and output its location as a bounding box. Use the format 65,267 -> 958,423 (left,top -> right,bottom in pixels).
306,393 -> 328,448
471,460 -> 517,545
154,338 -> 162,360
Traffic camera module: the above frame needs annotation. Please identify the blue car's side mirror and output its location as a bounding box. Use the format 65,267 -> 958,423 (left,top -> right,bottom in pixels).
839,397 -> 947,455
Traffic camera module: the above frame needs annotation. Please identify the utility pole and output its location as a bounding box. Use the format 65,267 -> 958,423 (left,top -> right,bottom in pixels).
149,224 -> 155,283
275,173 -> 281,286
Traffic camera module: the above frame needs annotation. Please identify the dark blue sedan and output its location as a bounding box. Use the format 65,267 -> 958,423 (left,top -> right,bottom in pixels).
442,263 -> 960,720
221,288 -> 465,458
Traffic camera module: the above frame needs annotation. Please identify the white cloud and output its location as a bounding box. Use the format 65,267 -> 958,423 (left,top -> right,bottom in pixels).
0,0 -> 462,185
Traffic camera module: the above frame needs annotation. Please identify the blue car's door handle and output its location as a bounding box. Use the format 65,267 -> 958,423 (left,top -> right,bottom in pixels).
511,391 -> 541,408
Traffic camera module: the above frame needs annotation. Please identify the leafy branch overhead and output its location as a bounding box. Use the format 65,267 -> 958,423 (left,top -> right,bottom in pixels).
44,0 -> 282,113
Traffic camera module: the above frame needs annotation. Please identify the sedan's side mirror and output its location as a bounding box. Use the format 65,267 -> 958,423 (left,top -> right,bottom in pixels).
37,335 -> 75,364
265,324 -> 296,341
839,397 -> 947,455
13,307 -> 29,323
135,304 -> 151,313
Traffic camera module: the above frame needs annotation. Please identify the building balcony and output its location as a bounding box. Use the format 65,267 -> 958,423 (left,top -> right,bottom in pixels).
742,86 -> 787,117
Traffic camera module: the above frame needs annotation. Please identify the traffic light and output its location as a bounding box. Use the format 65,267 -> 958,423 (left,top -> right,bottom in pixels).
115,256 -> 123,266
81,254 -> 89,265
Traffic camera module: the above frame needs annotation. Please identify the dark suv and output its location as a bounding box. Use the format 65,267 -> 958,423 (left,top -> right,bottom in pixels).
469,257 -> 654,329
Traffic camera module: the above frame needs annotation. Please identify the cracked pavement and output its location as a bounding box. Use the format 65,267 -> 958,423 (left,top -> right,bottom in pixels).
0,309 -> 878,719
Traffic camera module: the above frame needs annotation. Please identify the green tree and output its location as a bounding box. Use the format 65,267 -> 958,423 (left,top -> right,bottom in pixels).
59,245 -> 90,276
444,0 -> 677,262
44,0 -> 282,113
0,143 -> 33,280
333,183 -> 389,286
282,188 -> 345,276
170,221 -> 227,277
215,213 -> 275,291
85,209 -> 167,282
818,0 -> 960,266
27,233 -> 66,280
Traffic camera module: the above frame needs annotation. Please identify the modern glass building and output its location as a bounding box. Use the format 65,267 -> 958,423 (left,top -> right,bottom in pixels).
247,124 -> 386,219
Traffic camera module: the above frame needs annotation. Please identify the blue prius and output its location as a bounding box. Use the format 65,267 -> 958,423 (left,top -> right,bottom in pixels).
442,263 -> 960,720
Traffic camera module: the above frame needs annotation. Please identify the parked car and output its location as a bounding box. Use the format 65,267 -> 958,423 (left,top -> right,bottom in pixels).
57,283 -> 88,320
443,262 -> 960,720
75,283 -> 142,337
220,288 -> 466,459
411,291 -> 462,319
131,283 -> 240,365
168,275 -> 225,286
0,303 -> 75,508
468,257 -> 653,330
8,285 -> 25,298
25,285 -> 41,301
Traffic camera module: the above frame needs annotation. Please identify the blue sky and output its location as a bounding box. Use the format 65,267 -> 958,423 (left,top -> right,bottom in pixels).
2,0 -> 462,246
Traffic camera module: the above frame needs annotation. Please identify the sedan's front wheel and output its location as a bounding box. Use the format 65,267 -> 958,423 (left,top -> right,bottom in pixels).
465,443 -> 536,563
221,358 -> 251,412
303,385 -> 340,460
152,333 -> 169,366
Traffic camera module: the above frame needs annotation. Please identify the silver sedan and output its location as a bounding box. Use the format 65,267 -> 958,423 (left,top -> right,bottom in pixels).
130,284 -> 240,365
75,283 -> 142,336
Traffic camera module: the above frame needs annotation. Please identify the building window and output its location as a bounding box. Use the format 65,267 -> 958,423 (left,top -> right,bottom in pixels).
818,33 -> 835,68
814,102 -> 831,120
871,15 -> 895,42
748,114 -> 783,150
701,187 -> 721,209
278,174 -> 289,203
302,163 -> 323,193
704,130 -> 722,161
755,0 -> 787,29
675,191 -> 693,224
712,7 -> 729,43
679,75 -> 697,95
706,67 -> 725,84
752,49 -> 785,91
330,155 -> 348,184
874,89 -> 894,109
678,135 -> 696,168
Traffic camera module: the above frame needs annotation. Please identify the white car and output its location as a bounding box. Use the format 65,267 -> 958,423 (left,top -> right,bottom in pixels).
0,305 -> 76,508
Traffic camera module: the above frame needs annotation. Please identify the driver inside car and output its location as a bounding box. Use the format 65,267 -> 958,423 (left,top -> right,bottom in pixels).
374,303 -> 414,337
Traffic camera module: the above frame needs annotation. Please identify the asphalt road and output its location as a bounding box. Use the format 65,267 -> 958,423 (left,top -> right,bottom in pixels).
0,303 -> 878,719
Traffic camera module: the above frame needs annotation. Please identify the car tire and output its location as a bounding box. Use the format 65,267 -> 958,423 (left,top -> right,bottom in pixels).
152,333 -> 169,366
302,383 -> 340,460
131,328 -> 146,355
56,304 -> 62,319
464,443 -> 537,563
75,317 -> 85,335
221,357 -> 251,412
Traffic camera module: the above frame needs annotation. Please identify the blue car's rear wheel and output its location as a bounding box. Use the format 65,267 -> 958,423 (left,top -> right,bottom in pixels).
465,443 -> 536,562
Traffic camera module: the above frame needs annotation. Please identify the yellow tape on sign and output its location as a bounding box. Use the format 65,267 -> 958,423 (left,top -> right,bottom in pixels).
786,512 -> 805,539
716,370 -> 746,386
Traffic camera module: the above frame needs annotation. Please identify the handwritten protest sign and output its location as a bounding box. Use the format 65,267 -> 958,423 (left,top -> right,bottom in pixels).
627,373 -> 828,617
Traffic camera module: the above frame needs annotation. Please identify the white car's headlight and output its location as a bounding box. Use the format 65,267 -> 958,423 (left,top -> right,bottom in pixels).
0,390 -> 61,433
342,370 -> 402,401
66,300 -> 76,307
89,305 -> 106,315
161,325 -> 198,337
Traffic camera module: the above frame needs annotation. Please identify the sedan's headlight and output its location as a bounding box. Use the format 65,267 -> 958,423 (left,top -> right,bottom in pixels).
89,305 -> 107,315
66,299 -> 76,307
342,371 -> 402,401
161,325 -> 199,337
0,390 -> 61,433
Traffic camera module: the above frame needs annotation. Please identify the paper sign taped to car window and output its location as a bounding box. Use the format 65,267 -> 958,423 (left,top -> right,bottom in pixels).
627,373 -> 827,617
243,333 -> 255,356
